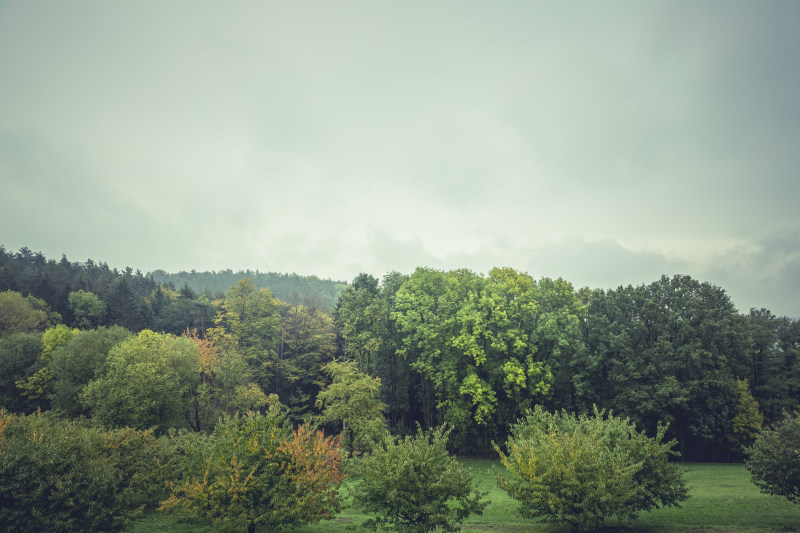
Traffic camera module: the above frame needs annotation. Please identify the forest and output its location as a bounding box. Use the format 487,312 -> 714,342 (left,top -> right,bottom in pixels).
1,244 -> 797,464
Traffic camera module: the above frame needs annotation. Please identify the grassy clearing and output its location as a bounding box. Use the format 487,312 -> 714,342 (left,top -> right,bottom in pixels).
129,461 -> 799,532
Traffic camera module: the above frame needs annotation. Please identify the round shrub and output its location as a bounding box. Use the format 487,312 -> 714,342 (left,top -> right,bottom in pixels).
495,406 -> 688,532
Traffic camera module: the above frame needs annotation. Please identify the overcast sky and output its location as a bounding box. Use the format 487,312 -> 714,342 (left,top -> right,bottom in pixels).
1,1 -> 798,317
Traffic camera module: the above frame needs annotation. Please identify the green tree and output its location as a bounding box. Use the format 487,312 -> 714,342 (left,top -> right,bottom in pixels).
0,410 -> 171,533
0,332 -> 42,412
210,278 -> 280,393
747,310 -> 800,422
107,277 -> 143,331
745,410 -> 800,503
15,324 -> 76,405
275,301 -> 336,416
80,330 -> 201,430
50,326 -> 132,417
352,424 -> 488,533
335,272 -> 409,429
390,268 -> 558,451
68,290 -> 107,329
581,275 -> 751,460
495,406 -> 688,532
183,329 -> 268,431
317,360 -> 387,453
0,290 -> 57,338
529,276 -> 586,412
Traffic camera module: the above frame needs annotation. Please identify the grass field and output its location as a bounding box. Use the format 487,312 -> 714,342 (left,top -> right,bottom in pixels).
129,461 -> 800,532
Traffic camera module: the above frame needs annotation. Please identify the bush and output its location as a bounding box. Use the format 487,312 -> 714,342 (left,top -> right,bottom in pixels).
160,409 -> 345,531
352,424 -> 488,533
0,410 -> 167,532
495,406 -> 688,532
745,410 -> 800,503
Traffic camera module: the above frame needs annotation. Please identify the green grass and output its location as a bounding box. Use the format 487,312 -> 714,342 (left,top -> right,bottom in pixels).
129,461 -> 800,532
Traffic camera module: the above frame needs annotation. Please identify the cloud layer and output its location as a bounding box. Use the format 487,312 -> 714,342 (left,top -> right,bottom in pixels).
0,1 -> 798,316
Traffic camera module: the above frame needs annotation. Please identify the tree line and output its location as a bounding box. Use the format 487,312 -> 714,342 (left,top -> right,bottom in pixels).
0,245 -> 345,332
1,246 -> 798,461
336,268 -> 798,461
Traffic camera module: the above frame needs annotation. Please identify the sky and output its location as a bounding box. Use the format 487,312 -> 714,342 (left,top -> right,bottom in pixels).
1,1 -> 798,317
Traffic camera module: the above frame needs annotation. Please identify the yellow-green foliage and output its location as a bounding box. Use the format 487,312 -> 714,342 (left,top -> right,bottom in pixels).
495,406 -> 689,532
160,409 -> 345,531
745,410 -> 800,503
352,425 -> 488,533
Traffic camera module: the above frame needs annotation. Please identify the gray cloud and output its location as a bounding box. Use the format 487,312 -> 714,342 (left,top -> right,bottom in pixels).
0,1 -> 797,316
702,231 -> 800,317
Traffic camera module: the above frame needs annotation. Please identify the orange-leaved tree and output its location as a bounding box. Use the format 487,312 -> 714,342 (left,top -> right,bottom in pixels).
161,407 -> 345,531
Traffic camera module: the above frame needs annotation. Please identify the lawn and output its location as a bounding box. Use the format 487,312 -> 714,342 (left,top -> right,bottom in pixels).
129,461 -> 799,532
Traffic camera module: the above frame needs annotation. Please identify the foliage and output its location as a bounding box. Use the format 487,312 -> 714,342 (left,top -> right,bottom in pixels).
15,324 -> 76,404
495,406 -> 688,532
0,246 -> 156,331
334,272 -> 409,429
275,301 -> 337,417
209,278 -> 281,393
0,331 -> 42,412
0,290 -> 56,338
68,289 -> 107,329
50,325 -> 132,416
0,409 -> 167,533
80,329 -> 201,430
183,329 -> 268,430
580,275 -> 753,461
352,425 -> 488,533
317,360 -> 388,454
160,409 -> 345,531
729,378 -> 764,454
745,409 -> 800,503
102,425 -> 177,511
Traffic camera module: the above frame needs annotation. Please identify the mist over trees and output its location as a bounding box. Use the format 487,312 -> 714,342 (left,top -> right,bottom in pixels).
1,245 -> 799,462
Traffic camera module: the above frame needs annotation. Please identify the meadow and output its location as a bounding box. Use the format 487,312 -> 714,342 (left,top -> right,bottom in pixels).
130,461 -> 800,533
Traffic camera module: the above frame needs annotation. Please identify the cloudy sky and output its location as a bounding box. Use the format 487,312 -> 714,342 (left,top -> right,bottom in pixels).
1,1 -> 798,316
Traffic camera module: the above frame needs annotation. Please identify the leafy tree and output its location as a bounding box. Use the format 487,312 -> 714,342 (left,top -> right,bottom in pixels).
317,360 -> 388,453
68,290 -> 107,329
335,273 -> 388,375
747,310 -> 800,422
390,268 -> 559,451
0,290 -> 57,338
80,330 -> 201,430
15,324 -> 76,405
0,409 -> 170,532
495,406 -> 688,532
335,272 -> 409,429
351,424 -> 488,533
581,275 -> 751,460
50,325 -> 132,417
160,410 -> 345,531
183,329 -> 267,431
275,301 -> 336,416
210,278 -> 280,393
0,332 -> 42,412
745,410 -> 800,503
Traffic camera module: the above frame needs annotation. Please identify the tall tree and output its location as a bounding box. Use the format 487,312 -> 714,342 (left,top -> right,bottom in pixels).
276,302 -> 336,418
80,330 -> 201,430
68,290 -> 107,329
209,278 -> 280,394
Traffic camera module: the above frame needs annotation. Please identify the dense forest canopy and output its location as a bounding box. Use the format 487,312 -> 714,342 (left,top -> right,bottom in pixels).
0,245 -> 798,461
